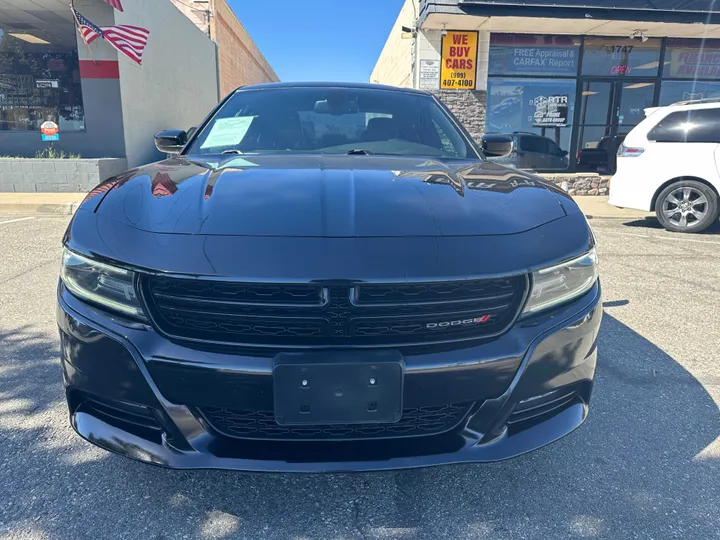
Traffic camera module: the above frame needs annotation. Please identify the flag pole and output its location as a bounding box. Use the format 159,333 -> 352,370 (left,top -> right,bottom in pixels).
69,3 -> 97,65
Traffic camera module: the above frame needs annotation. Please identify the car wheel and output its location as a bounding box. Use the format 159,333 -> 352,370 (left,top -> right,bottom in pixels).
655,180 -> 719,233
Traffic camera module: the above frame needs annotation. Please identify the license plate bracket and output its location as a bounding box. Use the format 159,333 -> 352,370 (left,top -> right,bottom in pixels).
273,352 -> 403,426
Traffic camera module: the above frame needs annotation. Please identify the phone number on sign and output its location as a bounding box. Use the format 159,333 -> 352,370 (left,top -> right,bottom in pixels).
442,79 -> 475,88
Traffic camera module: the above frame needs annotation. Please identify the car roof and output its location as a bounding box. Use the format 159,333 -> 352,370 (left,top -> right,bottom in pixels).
234,81 -> 431,96
660,101 -> 720,113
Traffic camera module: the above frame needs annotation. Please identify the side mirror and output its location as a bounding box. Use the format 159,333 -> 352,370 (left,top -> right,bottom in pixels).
186,126 -> 198,139
481,135 -> 514,158
155,129 -> 187,154
560,149 -> 569,157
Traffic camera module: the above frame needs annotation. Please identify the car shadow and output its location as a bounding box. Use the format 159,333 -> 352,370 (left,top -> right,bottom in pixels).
622,217 -> 720,234
0,314 -> 718,539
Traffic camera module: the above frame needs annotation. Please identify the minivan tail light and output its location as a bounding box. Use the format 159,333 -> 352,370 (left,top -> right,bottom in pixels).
618,144 -> 645,157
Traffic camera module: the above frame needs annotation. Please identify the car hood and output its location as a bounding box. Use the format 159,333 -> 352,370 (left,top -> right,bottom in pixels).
87,154 -> 567,237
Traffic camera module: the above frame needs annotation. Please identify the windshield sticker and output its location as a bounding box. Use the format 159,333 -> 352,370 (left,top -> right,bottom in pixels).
200,116 -> 254,149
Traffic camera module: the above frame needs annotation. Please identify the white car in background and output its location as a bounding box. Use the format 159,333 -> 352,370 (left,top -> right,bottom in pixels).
609,99 -> 720,233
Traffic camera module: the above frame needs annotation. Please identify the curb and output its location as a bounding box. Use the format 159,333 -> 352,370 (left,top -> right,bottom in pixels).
0,202 -> 79,216
584,214 -> 654,221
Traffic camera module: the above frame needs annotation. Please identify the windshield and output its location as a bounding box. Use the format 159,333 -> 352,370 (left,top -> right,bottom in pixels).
186,87 -> 479,159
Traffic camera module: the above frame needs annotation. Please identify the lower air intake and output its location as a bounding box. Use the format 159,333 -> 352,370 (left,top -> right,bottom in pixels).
200,403 -> 474,441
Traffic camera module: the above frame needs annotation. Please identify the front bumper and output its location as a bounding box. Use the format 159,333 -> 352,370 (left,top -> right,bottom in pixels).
57,281 -> 602,473
608,167 -> 655,212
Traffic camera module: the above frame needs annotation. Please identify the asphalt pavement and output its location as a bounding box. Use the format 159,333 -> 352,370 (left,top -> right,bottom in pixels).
0,214 -> 718,540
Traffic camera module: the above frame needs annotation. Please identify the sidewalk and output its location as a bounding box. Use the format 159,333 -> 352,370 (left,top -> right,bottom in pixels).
0,193 -> 654,221
573,196 -> 653,220
0,193 -> 85,216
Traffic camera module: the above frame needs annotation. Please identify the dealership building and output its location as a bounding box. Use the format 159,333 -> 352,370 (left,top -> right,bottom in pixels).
0,0 -> 276,192
373,0 -> 720,177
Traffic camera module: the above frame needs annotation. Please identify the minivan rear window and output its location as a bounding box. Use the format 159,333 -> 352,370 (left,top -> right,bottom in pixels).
648,108 -> 720,143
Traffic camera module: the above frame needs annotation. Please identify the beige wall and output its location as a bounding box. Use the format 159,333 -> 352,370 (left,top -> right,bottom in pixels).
169,0 -> 210,35
370,0 -> 418,87
116,0 -> 219,167
371,0 -> 490,92
170,0 -> 279,97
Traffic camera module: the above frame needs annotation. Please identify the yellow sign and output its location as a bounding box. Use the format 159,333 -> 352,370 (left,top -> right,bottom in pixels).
440,31 -> 478,90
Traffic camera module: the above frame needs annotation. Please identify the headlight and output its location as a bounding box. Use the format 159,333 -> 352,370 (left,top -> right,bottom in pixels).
522,248 -> 598,315
60,248 -> 146,320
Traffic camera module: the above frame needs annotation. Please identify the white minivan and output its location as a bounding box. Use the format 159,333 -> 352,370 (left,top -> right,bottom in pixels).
609,99 -> 720,233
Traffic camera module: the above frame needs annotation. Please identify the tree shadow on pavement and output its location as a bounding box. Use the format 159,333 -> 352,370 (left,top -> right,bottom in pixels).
0,315 -> 718,540
133,313 -> 720,539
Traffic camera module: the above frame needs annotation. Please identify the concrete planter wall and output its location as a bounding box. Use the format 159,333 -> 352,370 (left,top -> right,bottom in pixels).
0,158 -> 128,193
537,174 -> 610,196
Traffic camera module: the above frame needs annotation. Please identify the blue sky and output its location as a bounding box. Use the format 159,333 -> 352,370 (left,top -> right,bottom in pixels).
227,0 -> 406,82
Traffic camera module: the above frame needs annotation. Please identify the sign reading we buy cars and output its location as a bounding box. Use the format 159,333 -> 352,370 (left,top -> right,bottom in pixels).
441,31 -> 478,89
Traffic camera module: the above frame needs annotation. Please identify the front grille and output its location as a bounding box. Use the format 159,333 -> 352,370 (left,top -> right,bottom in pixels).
142,275 -> 527,348
200,403 -> 473,441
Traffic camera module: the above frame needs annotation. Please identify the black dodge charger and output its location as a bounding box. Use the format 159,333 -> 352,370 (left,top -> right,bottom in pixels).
58,82 -> 601,472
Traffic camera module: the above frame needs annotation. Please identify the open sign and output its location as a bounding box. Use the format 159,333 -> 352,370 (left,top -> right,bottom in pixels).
611,65 -> 632,75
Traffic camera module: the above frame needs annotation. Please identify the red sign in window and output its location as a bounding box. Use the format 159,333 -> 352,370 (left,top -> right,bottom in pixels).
611,65 -> 632,75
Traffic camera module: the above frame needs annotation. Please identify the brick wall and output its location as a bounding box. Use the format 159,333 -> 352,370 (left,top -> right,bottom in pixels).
539,174 -> 610,196
432,90 -> 487,143
212,0 -> 279,96
170,0 -> 279,96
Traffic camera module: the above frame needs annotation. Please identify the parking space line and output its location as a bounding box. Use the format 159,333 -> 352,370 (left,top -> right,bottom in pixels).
599,230 -> 720,245
0,217 -> 36,226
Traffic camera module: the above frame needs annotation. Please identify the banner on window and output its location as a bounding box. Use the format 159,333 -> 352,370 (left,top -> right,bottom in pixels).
531,95 -> 570,127
489,46 -> 577,76
668,49 -> 720,78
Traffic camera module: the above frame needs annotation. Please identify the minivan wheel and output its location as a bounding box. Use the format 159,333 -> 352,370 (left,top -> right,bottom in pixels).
655,180 -> 719,233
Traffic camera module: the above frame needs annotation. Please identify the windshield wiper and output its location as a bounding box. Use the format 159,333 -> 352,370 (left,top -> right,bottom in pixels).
221,149 -> 244,155
346,149 -> 374,155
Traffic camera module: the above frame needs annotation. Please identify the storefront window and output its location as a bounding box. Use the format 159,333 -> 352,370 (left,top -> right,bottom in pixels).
485,33 -> 720,173
489,34 -> 580,76
663,39 -> 720,79
659,81 -> 720,105
0,25 -> 84,132
486,77 -> 576,170
582,37 -> 662,77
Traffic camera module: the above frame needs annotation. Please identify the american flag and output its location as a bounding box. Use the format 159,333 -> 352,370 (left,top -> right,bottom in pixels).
72,8 -> 150,65
101,0 -> 124,11
72,8 -> 104,44
99,25 -> 150,65
151,173 -> 178,198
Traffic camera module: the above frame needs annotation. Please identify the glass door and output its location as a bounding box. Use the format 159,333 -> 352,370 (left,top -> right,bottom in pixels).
576,80 -> 656,173
577,81 -> 616,168
617,81 -> 656,135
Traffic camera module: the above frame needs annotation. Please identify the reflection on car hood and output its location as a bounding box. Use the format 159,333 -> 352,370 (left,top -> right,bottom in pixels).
85,154 -> 568,237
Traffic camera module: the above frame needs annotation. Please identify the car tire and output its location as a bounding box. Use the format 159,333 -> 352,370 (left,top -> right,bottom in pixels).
655,180 -> 719,233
